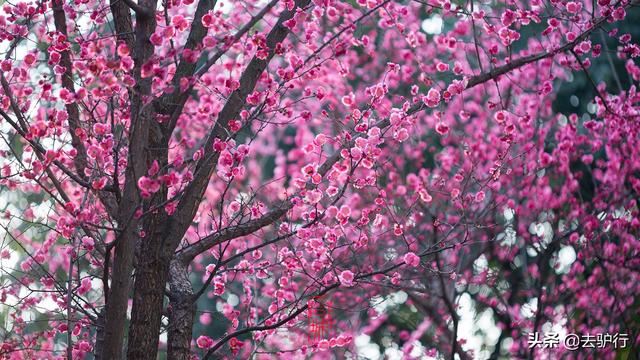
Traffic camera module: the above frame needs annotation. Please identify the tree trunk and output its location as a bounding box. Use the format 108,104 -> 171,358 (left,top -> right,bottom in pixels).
127,256 -> 170,360
102,229 -> 138,360
122,1 -> 308,358
93,309 -> 106,360
167,260 -> 196,360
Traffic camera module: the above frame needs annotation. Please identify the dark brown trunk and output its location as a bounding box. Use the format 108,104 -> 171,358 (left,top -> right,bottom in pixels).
113,0 -> 159,357
93,309 -> 106,360
167,261 -> 196,360
127,257 -> 170,360
102,229 -> 138,360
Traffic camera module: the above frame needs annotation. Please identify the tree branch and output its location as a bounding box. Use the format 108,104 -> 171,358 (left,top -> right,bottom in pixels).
158,0 -> 280,137
177,202 -> 290,264
159,0 -> 312,259
110,0 -> 135,50
122,0 -> 154,18
203,284 -> 339,358
570,49 -> 612,113
102,0 -> 159,357
154,0 -> 218,138
465,10 -> 617,89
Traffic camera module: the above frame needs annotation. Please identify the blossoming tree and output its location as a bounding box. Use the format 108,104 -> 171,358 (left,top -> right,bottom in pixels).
0,0 -> 638,358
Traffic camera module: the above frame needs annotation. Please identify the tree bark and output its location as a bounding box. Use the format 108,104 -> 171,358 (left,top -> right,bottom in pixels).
101,0 -> 158,357
126,255 -> 170,359
102,226 -> 138,360
167,261 -> 196,360
93,309 -> 106,360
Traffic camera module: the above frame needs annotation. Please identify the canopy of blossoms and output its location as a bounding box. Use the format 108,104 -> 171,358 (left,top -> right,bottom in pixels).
0,0 -> 638,358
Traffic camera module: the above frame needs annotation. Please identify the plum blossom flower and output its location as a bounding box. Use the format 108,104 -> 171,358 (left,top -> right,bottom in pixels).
436,62 -> 449,72
394,128 -> 409,142
341,92 -> 355,107
393,223 -> 404,236
196,335 -> 214,349
403,252 -> 420,267
498,27 -> 520,46
566,2 -> 582,13
339,270 -> 355,286
435,122 -> 450,135
424,88 -> 441,107
419,188 -> 433,203
137,176 -> 161,198
201,12 -> 215,27
494,110 -> 508,124
81,236 -> 95,250
77,278 -> 92,296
